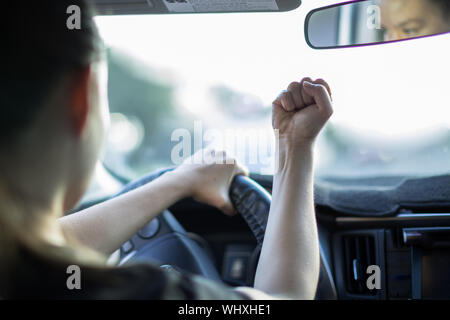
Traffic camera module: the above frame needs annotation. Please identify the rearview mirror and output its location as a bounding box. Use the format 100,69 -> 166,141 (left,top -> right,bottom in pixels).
305,0 -> 450,49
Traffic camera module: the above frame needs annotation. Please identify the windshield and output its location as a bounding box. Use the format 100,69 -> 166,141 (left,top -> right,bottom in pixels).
95,0 -> 450,179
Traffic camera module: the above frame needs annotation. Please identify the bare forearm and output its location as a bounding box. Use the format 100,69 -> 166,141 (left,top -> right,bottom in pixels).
254,143 -> 320,299
59,171 -> 189,254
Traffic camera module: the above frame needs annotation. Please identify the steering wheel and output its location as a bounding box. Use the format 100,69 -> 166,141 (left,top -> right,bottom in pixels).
116,168 -> 270,285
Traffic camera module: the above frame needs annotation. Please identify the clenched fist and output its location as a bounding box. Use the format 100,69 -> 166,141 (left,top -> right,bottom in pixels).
272,77 -> 333,148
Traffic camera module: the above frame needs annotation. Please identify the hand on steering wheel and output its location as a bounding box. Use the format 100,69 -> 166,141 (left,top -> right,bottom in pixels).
172,148 -> 249,216
116,167 -> 271,285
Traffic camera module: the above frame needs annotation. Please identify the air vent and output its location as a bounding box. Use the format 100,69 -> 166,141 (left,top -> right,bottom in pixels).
343,234 -> 377,295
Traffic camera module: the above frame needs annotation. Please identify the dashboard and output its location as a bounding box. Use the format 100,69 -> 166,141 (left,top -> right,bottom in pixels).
167,174 -> 450,300
165,199 -> 450,300
81,168 -> 450,300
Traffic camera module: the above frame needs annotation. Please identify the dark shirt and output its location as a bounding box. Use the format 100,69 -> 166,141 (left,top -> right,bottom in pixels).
1,245 -> 248,300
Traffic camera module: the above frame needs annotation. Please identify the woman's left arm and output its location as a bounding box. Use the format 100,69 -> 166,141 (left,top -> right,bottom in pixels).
59,149 -> 247,255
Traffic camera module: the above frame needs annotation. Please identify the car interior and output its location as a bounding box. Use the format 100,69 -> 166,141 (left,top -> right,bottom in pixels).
69,0 -> 450,300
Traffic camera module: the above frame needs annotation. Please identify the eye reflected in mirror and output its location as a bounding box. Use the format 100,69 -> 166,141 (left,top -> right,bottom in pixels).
305,0 -> 450,49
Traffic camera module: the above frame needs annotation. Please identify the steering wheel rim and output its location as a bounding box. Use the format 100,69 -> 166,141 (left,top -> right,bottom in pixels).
229,174 -> 272,285
229,174 -> 271,246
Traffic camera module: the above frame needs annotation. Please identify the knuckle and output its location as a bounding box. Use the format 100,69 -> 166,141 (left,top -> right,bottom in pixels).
280,91 -> 289,100
287,81 -> 300,91
218,200 -> 229,210
315,78 -> 325,84
316,84 -> 327,93
274,91 -> 286,105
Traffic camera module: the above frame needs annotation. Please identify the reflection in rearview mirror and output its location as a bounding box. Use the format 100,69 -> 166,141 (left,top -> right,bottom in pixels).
305,0 -> 450,49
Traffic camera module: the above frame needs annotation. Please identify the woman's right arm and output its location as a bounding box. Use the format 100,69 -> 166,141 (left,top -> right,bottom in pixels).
243,78 -> 333,299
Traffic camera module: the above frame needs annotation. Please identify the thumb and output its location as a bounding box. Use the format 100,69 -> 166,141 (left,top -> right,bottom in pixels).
303,81 -> 333,117
220,195 -> 237,216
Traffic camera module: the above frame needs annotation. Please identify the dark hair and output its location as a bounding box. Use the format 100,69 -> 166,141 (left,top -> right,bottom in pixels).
1,1 -> 103,144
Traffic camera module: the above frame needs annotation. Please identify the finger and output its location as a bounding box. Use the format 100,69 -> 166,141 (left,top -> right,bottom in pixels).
314,78 -> 332,99
272,90 -> 284,106
234,161 -> 249,177
272,94 -> 285,114
271,101 -> 285,130
280,91 -> 296,112
220,198 -> 237,216
302,81 -> 333,117
201,148 -> 216,164
287,82 -> 304,108
299,77 -> 315,106
214,150 -> 228,164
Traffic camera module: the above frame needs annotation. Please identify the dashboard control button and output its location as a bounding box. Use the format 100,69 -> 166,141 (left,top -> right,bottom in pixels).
138,218 -> 160,239
122,240 -> 134,254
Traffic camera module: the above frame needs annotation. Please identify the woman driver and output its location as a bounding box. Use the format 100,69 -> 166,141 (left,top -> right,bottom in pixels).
0,0 -> 333,299
379,0 -> 450,41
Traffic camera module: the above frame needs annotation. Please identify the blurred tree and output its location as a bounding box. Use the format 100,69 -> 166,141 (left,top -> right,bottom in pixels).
209,85 -> 270,118
106,49 -> 186,177
323,123 -> 351,155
